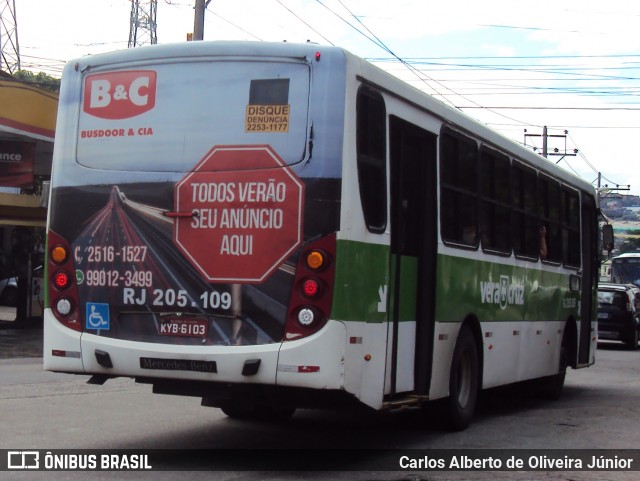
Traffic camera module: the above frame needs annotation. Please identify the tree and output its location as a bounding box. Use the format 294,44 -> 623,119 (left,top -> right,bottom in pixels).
12,70 -> 60,93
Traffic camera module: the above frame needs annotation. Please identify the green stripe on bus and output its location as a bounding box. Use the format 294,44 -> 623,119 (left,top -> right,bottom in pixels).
435,254 -> 579,323
331,239 -> 580,323
332,239 -> 390,322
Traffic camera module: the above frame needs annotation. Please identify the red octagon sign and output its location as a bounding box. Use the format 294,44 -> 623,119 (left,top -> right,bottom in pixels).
173,145 -> 304,283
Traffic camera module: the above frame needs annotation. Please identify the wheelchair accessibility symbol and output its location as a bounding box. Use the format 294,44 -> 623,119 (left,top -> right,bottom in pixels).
86,302 -> 110,330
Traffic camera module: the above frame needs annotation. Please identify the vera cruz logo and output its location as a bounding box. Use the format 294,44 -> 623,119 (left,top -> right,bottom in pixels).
83,70 -> 156,119
480,275 -> 525,310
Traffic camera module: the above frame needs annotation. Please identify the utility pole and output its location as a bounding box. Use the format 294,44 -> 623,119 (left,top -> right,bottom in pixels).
0,0 -> 20,73
524,126 -> 577,162
597,172 -> 630,204
128,0 -> 158,48
192,0 -> 211,41
597,174 -> 631,255
193,0 -> 205,41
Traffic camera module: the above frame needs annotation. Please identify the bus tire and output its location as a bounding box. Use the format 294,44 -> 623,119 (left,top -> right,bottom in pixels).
0,286 -> 17,307
446,324 -> 479,431
539,343 -> 568,401
625,326 -> 639,350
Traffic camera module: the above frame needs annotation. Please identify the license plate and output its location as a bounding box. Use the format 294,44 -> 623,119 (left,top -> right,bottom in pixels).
158,318 -> 208,337
597,312 -> 609,320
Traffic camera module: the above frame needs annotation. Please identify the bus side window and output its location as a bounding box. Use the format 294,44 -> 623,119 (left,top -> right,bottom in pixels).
356,86 -> 387,233
561,188 -> 581,267
479,147 -> 511,254
537,175 -> 561,263
439,128 -> 478,248
512,162 -> 539,259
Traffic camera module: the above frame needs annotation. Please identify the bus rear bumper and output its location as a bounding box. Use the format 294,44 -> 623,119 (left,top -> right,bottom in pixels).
43,309 -> 84,373
44,313 -> 347,393
276,320 -> 346,390
79,331 -> 282,385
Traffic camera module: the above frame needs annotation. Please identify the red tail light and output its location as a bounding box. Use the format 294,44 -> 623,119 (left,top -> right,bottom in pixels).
53,271 -> 71,289
284,233 -> 336,341
302,278 -> 320,297
47,230 -> 82,331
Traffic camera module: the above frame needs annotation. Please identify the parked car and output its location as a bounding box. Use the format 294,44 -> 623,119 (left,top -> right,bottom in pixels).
0,276 -> 18,307
597,282 -> 640,349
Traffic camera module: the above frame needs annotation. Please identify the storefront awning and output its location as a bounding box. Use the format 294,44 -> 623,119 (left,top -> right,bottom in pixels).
0,72 -> 57,227
0,74 -> 57,142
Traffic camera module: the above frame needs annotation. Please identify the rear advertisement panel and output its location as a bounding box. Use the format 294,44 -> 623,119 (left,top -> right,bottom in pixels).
49,57 -> 340,347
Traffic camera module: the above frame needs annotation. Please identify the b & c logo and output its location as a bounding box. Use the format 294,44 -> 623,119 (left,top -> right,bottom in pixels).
83,70 -> 157,119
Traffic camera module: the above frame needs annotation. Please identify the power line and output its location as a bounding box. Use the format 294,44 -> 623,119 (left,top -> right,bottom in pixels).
205,7 -> 263,41
313,0 -> 538,127
369,59 -> 640,83
369,54 -> 640,61
456,106 -> 640,110
274,0 -> 334,45
489,122 -> 640,129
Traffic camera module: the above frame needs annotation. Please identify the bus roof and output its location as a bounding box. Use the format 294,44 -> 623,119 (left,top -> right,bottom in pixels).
613,252 -> 640,259
64,40 -> 594,196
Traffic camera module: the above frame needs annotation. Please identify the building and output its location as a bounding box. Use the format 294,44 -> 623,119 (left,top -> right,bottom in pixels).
0,71 -> 56,228
0,71 -> 57,321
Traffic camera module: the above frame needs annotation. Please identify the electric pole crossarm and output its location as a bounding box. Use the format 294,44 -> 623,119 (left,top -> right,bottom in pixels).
524,126 -> 577,159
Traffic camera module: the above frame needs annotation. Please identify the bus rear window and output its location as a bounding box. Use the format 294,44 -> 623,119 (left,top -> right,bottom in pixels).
77,61 -> 310,172
249,78 -> 290,104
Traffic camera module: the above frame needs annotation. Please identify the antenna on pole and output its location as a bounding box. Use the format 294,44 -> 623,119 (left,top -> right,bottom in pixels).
0,0 -> 20,73
128,0 -> 158,48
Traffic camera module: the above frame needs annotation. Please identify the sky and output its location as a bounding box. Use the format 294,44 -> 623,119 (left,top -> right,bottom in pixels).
8,0 -> 640,196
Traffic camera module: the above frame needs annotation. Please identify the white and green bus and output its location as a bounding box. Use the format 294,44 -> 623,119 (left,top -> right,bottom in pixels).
44,41 -> 600,430
610,252 -> 640,286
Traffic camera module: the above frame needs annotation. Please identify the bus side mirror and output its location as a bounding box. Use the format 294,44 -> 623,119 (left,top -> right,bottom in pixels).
602,224 -> 614,253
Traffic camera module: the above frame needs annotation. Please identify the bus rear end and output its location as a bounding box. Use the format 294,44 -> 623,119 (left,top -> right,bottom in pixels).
44,41 -> 346,413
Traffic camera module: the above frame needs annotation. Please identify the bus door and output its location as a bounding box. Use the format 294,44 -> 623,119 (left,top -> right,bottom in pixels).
578,193 -> 597,365
387,116 -> 438,396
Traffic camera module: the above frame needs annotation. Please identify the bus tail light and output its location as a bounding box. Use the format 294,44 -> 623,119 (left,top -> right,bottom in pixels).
50,245 -> 68,264
53,271 -> 71,289
297,307 -> 316,326
302,278 -> 320,298
284,233 -> 336,341
305,250 -> 325,270
47,230 -> 82,332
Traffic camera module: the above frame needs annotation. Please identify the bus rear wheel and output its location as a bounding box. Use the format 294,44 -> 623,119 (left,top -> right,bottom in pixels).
538,341 -> 568,400
446,324 -> 479,431
625,326 -> 639,350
